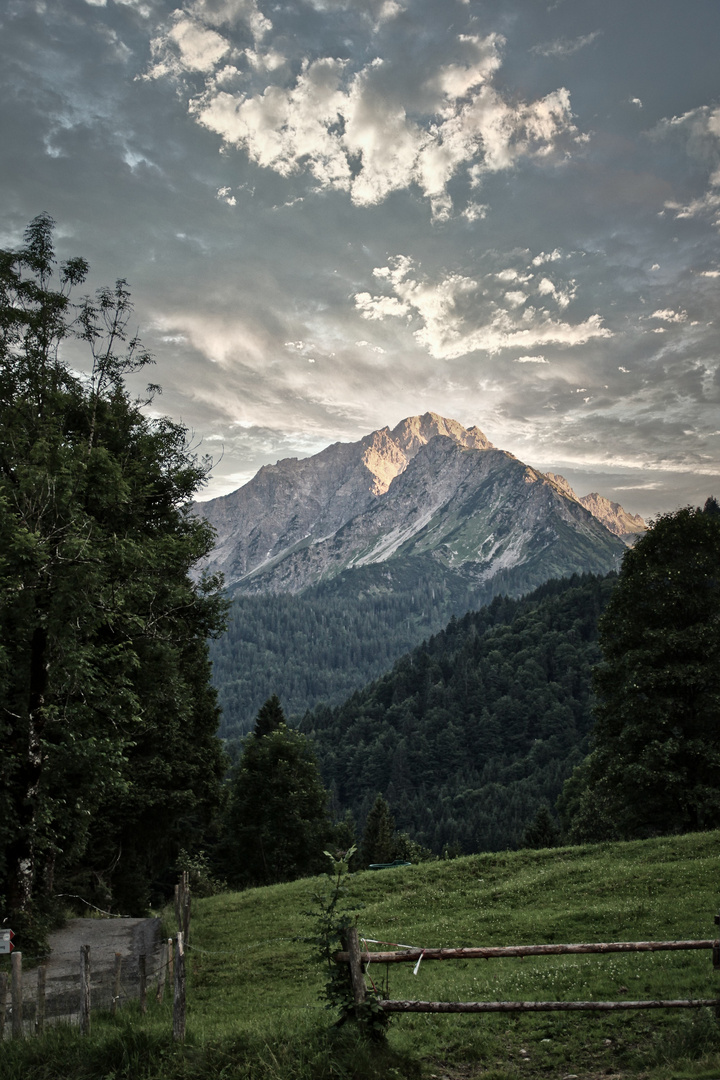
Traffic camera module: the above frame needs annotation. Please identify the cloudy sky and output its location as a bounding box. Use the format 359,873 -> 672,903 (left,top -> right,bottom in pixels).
2,0 -> 720,517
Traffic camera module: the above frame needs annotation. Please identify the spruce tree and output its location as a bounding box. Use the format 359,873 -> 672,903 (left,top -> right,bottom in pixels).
360,795 -> 396,866
217,699 -> 331,887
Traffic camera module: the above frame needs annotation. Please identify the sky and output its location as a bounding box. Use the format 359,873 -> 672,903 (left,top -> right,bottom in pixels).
2,0 -> 720,519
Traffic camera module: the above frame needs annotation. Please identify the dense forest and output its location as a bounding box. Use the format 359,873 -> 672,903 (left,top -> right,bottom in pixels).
302,573 -> 616,854
208,553 -> 602,736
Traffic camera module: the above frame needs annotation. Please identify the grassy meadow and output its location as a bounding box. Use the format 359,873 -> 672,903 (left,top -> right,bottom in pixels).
2,830 -> 720,1080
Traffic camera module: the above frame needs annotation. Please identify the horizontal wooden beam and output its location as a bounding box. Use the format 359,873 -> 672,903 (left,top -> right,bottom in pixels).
377,998 -> 720,1014
335,939 -> 718,964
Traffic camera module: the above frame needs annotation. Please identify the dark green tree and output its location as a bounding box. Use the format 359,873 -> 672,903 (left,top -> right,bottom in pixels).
253,693 -> 285,738
567,500 -> 720,840
0,215 -> 227,944
217,698 -> 331,887
360,795 -> 396,866
521,805 -> 559,849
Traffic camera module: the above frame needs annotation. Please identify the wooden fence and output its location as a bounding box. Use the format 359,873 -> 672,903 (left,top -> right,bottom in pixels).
336,926 -> 720,1018
1,876 -> 191,1042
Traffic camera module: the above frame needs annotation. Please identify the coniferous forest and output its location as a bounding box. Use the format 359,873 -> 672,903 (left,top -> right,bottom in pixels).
303,573 -> 615,854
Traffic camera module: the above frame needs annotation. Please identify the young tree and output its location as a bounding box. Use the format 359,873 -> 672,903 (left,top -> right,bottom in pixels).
360,795 -> 396,866
217,697 -> 331,888
0,215 -> 227,943
567,500 -> 720,840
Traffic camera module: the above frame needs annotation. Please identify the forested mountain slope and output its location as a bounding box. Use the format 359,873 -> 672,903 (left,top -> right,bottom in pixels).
203,414 -> 639,733
304,573 -> 616,854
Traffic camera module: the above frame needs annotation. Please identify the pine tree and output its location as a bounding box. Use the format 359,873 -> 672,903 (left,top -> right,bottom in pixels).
360,795 -> 396,866
217,699 -> 331,887
254,694 -> 286,737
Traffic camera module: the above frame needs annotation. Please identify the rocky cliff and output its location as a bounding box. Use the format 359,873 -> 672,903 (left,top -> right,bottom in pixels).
196,413 -> 641,595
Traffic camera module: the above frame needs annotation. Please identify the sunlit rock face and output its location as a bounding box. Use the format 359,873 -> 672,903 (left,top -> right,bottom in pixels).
194,413 -> 639,594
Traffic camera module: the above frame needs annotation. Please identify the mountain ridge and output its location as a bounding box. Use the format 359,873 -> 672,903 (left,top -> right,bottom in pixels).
196,413 -> 641,595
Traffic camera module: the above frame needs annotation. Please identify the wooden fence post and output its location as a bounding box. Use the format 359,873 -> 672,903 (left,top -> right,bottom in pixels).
173,932 -> 186,1043
167,937 -> 174,991
11,951 -> 23,1038
156,939 -> 168,1004
35,963 -> 46,1036
80,945 -> 91,1036
0,971 -> 8,1040
343,927 -> 367,1018
111,953 -> 122,1017
139,954 -> 147,1016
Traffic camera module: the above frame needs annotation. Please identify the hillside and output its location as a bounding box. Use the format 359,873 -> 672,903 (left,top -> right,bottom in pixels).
4,832 -> 718,1080
202,414 -> 640,734
306,573 -> 616,851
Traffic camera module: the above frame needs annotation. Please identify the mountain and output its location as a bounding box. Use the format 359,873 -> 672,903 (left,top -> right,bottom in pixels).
203,414 -> 641,735
545,474 -> 646,544
196,413 -> 638,595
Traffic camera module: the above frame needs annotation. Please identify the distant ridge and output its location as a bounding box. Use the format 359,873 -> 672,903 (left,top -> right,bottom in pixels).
196,413 -> 641,595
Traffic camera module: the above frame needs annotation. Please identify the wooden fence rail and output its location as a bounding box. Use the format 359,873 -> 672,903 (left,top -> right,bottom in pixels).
336,927 -> 720,1017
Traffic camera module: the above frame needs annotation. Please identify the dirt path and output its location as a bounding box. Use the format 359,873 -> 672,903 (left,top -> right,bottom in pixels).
4,917 -> 162,1037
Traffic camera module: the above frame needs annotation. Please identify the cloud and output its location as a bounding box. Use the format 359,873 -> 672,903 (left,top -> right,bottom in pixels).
354,255 -> 611,359
531,248 -> 563,266
537,276 -> 576,309
145,15 -> 584,215
530,31 -> 602,58
654,104 -> 720,227
515,355 -> 549,363
650,308 -> 688,323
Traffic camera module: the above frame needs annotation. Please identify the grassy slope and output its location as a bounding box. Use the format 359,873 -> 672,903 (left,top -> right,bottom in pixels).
2,831 -> 720,1080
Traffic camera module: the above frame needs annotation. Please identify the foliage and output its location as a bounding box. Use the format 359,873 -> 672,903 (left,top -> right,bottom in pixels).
302,847 -> 362,1025
305,574 -> 614,854
0,215 -> 227,948
175,848 -> 226,898
566,500 -> 720,841
215,697 -> 332,888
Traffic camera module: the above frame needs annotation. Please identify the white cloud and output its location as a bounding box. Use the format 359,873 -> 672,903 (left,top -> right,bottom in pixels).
530,31 -> 602,58
701,269 -> 720,277
147,18 -> 584,215
515,355 -> 548,363
462,202 -> 488,222
630,97 -> 643,108
531,248 -> 562,266
216,185 -> 237,205
354,255 -> 611,359
504,290 -> 528,307
537,275 -> 575,308
650,308 -> 688,323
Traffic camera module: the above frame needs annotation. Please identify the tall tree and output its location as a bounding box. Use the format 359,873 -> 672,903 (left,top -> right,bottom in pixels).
0,215 -> 226,944
217,697 -> 331,888
565,500 -> 720,840
360,795 -> 396,866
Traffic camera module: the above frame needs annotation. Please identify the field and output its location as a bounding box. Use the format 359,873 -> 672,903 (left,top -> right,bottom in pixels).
2,830 -> 719,1079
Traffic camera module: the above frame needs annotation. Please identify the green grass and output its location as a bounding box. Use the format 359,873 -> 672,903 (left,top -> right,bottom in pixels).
2,830 -> 720,1079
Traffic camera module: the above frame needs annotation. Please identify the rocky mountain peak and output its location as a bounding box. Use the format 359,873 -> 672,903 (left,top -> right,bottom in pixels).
546,473 -> 646,543
390,412 -> 493,455
357,413 -> 493,495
